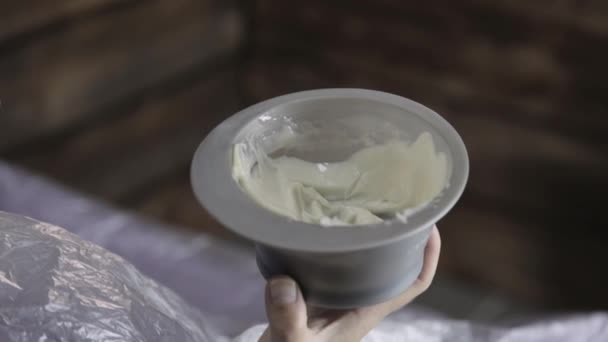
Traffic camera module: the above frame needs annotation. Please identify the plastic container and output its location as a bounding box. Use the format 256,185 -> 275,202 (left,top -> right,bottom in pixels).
191,89 -> 468,308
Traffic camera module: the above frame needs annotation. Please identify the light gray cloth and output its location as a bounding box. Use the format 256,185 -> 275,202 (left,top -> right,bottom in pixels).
1,161 -> 607,341
236,311 -> 608,341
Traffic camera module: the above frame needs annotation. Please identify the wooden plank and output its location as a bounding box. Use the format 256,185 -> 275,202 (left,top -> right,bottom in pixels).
454,116 -> 608,229
0,0 -> 243,151
466,0 -> 608,37
251,36 -> 566,113
440,205 -> 608,309
439,206 -> 550,305
252,9 -> 568,114
257,0 -> 608,38
0,0 -> 130,43
254,0 -> 581,55
12,68 -> 239,200
244,56 -> 608,147
251,0 -> 608,143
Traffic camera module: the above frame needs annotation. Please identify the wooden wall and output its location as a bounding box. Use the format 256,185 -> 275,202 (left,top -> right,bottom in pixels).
1,0 -> 607,311
0,0 -> 245,238
245,0 -> 608,310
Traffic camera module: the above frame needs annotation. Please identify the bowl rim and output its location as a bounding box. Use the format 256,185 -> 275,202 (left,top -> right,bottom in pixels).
191,88 -> 468,253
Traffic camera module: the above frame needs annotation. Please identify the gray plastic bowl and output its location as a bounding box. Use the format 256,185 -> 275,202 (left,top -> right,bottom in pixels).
191,89 -> 468,308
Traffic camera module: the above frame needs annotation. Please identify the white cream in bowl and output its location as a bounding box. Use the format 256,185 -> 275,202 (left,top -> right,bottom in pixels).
232,132 -> 448,226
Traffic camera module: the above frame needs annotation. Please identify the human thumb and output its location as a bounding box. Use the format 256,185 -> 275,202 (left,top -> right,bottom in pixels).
263,277 -> 308,342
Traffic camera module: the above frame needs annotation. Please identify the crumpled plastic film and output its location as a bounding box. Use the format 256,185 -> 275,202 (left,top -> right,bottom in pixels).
0,212 -> 224,342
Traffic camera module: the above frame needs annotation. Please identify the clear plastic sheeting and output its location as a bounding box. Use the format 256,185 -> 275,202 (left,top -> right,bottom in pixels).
0,212 -> 224,342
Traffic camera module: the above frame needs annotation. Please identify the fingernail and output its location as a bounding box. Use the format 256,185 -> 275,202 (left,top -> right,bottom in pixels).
270,279 -> 297,304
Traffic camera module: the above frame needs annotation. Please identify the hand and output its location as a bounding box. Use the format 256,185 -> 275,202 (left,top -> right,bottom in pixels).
259,226 -> 441,342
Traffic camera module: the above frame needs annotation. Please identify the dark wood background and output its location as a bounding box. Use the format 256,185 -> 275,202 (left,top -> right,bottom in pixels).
1,0 -> 607,311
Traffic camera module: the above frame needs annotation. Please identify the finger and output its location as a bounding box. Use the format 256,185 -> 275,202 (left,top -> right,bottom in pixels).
408,225 -> 441,296
381,225 -> 441,313
328,226 -> 442,338
263,276 -> 309,342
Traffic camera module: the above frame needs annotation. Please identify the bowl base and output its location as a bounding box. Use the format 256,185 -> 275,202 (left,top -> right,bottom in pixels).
256,248 -> 424,309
